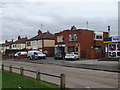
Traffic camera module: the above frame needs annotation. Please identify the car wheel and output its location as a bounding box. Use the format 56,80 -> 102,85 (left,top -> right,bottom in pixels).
44,57 -> 46,59
29,56 -> 32,60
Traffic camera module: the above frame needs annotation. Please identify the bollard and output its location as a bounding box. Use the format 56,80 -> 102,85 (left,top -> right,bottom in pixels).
60,74 -> 65,90
9,65 -> 12,73
36,71 -> 40,80
20,67 -> 24,76
2,64 -> 4,70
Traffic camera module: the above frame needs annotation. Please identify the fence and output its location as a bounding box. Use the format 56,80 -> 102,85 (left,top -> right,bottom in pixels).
2,64 -> 65,90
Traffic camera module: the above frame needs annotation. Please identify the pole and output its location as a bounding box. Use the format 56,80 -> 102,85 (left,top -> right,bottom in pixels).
60,74 -> 65,90
36,71 -> 40,80
2,64 -> 4,70
20,67 -> 24,76
86,21 -> 88,30
9,65 -> 12,73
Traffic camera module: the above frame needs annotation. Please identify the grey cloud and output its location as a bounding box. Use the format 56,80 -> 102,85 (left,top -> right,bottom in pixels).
1,2 -> 118,42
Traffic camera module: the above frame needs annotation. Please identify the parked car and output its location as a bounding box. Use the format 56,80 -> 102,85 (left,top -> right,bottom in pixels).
14,51 -> 27,58
54,52 -> 65,60
27,50 -> 46,60
65,52 -> 79,60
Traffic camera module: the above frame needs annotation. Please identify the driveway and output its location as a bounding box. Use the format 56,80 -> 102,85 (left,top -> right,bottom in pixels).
2,60 -> 119,88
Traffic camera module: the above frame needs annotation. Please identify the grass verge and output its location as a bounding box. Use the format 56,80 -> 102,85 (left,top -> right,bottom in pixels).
2,70 -> 59,89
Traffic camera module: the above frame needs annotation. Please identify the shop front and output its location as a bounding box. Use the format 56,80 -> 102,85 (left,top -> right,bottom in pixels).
104,36 -> 120,58
66,44 -> 80,57
55,44 -> 80,57
55,45 -> 66,54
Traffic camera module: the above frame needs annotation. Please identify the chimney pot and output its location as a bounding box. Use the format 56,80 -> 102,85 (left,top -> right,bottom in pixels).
18,36 -> 21,40
38,30 -> 42,35
5,40 -> 7,43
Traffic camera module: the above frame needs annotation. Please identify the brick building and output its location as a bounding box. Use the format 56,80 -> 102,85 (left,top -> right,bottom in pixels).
55,26 -> 108,59
26,30 -> 55,57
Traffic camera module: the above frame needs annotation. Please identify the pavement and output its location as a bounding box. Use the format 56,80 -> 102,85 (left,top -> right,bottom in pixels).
2,60 -> 119,88
10,57 -> 119,73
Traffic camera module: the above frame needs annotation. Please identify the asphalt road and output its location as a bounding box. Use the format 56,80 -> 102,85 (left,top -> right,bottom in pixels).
12,57 -> 119,72
2,60 -> 119,89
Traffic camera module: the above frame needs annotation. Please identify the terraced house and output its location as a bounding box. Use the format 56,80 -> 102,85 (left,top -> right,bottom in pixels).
11,36 -> 28,50
26,30 -> 55,57
2,40 -> 13,53
55,26 -> 108,59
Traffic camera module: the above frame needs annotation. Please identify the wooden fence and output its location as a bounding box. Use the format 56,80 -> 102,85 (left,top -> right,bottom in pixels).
2,64 -> 65,90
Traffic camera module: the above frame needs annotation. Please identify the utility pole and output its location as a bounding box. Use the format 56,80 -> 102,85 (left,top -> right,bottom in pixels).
108,26 -> 110,37
41,24 -> 43,30
86,21 -> 88,30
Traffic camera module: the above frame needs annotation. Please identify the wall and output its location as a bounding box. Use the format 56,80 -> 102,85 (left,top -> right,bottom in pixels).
44,40 -> 55,47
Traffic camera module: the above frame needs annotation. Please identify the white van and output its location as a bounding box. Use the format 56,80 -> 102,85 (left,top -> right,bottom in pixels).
27,50 -> 46,60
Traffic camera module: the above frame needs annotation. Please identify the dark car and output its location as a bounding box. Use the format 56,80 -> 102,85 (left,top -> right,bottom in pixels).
54,52 -> 65,60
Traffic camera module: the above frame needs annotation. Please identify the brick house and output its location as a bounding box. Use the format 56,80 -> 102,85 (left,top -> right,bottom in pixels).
11,36 -> 28,50
55,26 -> 108,59
26,30 -> 55,57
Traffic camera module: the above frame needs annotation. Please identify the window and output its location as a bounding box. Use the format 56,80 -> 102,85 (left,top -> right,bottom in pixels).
57,36 -> 63,42
96,35 -> 102,40
13,44 -> 16,48
26,41 -> 31,46
69,34 -> 77,41
94,32 -> 103,40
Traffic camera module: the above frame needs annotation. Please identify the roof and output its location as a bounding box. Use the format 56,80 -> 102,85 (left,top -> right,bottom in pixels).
13,37 -> 28,44
27,32 -> 54,41
2,41 -> 13,46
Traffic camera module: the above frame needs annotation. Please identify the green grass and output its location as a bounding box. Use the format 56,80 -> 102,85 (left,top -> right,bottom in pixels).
2,70 -> 59,88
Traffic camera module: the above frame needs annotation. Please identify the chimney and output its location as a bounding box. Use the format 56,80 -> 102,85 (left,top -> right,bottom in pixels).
25,36 -> 28,39
12,39 -> 13,42
71,26 -> 77,30
38,30 -> 42,35
18,36 -> 21,40
5,40 -> 7,43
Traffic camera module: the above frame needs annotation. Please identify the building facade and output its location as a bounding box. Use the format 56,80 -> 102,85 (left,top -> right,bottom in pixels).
104,36 -> 120,58
11,36 -> 28,50
2,40 -> 13,53
26,30 -> 55,57
55,26 -> 108,59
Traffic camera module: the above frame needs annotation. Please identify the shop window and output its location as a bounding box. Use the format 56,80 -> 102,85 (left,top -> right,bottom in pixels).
109,44 -> 116,51
111,52 -> 116,57
109,52 -> 111,56
117,52 -> 120,56
117,44 -> 120,50
68,46 -> 78,53
69,34 -> 77,41
68,47 -> 75,52
57,36 -> 63,42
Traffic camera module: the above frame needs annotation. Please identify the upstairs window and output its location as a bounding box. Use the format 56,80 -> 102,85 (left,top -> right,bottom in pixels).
69,34 -> 77,41
26,41 -> 31,46
96,35 -> 102,39
57,36 -> 63,42
94,32 -> 103,40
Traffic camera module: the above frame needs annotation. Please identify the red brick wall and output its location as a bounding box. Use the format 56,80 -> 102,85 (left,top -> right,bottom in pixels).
55,30 -> 108,59
79,30 -> 94,58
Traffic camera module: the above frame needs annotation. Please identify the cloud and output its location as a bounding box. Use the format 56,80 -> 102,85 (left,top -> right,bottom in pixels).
1,1 -> 118,42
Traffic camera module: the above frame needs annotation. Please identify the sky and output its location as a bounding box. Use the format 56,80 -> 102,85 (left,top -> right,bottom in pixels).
0,0 -> 119,43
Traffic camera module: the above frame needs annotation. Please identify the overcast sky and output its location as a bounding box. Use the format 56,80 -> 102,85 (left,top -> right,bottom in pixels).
0,0 -> 119,43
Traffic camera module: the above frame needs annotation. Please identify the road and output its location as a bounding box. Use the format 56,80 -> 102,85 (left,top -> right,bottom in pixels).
2,60 -> 119,88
